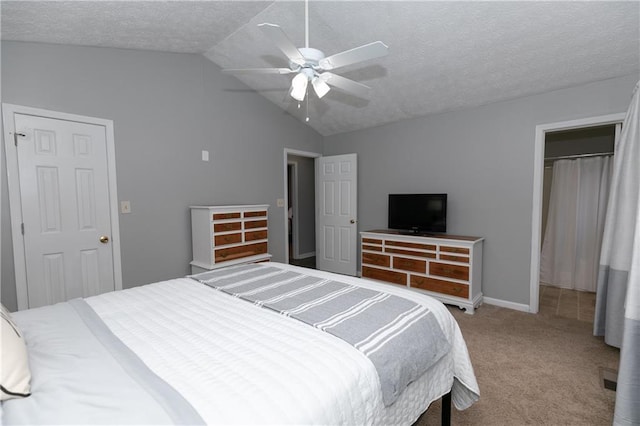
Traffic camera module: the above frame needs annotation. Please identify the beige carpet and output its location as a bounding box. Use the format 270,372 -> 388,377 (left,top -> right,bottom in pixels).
417,304 -> 619,425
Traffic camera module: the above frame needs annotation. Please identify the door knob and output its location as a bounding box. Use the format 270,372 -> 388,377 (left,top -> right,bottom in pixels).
350,219 -> 357,224
99,235 -> 109,244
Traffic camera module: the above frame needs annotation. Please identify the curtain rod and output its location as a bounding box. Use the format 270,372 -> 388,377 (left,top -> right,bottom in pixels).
544,152 -> 614,162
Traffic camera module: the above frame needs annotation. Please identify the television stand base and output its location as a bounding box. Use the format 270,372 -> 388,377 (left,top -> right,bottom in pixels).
361,230 -> 484,314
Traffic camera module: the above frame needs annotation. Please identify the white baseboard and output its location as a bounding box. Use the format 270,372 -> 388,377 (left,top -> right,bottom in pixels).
293,251 -> 315,260
483,296 -> 531,313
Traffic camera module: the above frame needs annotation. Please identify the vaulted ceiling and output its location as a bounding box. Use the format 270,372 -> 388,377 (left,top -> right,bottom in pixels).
2,1 -> 638,136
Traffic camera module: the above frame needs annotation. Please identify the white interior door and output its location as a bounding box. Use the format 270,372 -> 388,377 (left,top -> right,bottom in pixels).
315,154 -> 357,276
6,109 -> 119,309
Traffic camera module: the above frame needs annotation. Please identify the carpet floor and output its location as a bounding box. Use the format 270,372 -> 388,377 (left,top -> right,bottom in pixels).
417,303 -> 619,425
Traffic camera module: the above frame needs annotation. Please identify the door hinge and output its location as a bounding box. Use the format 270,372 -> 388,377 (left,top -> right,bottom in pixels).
21,223 -> 24,235
14,132 -> 26,146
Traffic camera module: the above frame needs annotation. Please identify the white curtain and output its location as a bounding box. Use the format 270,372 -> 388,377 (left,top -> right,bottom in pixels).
594,81 -> 640,425
540,155 -> 612,292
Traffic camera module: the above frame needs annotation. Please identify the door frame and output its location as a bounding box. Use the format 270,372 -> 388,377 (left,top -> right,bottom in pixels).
287,161 -> 299,259
529,112 -> 625,313
283,148 -> 321,263
2,103 -> 123,310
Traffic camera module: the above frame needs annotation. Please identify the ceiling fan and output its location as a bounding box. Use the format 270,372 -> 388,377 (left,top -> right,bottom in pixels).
222,0 -> 388,102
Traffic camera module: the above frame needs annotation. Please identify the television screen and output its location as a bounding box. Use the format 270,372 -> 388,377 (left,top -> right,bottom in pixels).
388,193 -> 447,233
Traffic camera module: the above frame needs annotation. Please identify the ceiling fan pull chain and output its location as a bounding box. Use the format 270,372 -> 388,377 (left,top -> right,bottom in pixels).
305,86 -> 310,122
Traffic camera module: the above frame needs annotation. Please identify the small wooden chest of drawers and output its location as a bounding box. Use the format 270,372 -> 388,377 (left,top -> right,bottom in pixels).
361,230 -> 483,313
190,205 -> 271,273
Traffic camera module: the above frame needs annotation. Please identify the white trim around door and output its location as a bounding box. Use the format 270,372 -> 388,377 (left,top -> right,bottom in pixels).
529,112 -> 625,313
2,103 -> 123,310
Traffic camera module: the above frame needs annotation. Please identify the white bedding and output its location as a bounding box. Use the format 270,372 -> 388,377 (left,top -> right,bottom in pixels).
5,262 -> 478,425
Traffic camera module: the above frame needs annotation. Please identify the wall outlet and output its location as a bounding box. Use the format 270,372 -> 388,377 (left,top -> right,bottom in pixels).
120,200 -> 131,214
276,198 -> 285,207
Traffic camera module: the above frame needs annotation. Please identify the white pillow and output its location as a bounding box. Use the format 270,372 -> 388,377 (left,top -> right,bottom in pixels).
1,304 -> 31,400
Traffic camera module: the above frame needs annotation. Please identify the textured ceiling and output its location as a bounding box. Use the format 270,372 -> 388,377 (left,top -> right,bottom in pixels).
2,1 -> 639,136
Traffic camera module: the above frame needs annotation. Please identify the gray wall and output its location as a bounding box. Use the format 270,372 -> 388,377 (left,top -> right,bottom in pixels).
1,41 -> 322,311
323,74 -> 638,307
2,41 -> 637,311
288,154 -> 315,257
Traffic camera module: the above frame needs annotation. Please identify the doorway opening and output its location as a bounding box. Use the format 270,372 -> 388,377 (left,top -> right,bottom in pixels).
539,125 -> 616,322
529,113 -> 625,314
284,149 -> 320,270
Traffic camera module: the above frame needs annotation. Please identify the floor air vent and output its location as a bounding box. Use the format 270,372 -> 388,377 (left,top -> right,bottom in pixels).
599,367 -> 617,391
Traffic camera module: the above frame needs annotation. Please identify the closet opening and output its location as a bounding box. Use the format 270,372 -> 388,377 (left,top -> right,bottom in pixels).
539,125 -> 616,322
529,113 -> 625,315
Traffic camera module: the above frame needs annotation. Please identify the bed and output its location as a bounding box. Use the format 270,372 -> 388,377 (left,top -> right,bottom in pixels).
1,262 -> 479,425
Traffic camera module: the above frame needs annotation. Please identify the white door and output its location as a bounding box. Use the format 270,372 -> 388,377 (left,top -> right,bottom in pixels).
315,154 -> 357,276
8,111 -> 117,308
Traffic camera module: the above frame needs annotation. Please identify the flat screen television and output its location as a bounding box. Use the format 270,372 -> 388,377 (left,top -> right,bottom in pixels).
388,193 -> 447,233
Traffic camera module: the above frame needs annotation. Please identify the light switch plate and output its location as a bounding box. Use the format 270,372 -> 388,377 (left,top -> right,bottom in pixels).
202,150 -> 209,161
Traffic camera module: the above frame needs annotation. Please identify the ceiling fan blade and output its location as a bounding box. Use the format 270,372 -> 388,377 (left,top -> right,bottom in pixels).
258,23 -> 306,66
319,72 -> 370,99
319,41 -> 388,71
222,68 -> 296,75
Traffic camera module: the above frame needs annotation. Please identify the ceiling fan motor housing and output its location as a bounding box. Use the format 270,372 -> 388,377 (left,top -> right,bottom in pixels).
292,47 -> 326,71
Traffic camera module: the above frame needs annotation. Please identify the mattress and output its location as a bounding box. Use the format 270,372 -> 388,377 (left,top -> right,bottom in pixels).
2,262 -> 479,425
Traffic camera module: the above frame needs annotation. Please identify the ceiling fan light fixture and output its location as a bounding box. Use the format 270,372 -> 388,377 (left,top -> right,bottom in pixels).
312,77 -> 330,98
290,72 -> 308,101
221,0 -> 388,115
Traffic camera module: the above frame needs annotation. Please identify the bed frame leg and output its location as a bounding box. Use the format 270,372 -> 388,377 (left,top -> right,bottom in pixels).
441,391 -> 451,426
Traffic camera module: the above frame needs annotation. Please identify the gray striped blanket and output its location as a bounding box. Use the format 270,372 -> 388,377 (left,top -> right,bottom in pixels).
191,264 -> 451,406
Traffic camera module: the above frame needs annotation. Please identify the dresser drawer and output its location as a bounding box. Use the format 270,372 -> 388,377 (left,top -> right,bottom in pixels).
214,233 -> 242,246
245,219 -> 267,229
362,252 -> 391,267
363,244 -> 383,252
362,266 -> 406,285
214,222 -> 242,233
386,240 -> 437,251
393,256 -> 426,273
439,254 -> 469,263
213,212 -> 241,220
244,210 -> 267,218
429,262 -> 469,281
215,242 -> 267,262
245,230 -> 267,241
385,247 -> 436,258
362,238 -> 383,245
440,245 -> 470,255
410,275 -> 469,298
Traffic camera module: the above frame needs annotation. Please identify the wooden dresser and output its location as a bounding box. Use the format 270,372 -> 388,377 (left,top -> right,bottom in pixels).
360,230 -> 483,313
190,205 -> 271,274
